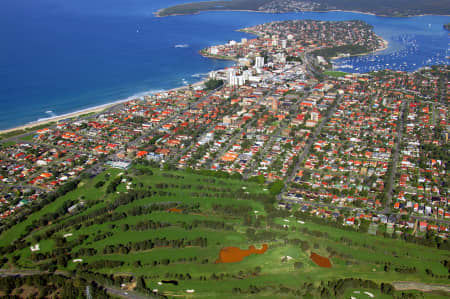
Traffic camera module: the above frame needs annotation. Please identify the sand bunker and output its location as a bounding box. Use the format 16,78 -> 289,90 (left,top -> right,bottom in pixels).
215,244 -> 268,263
310,252 -> 332,268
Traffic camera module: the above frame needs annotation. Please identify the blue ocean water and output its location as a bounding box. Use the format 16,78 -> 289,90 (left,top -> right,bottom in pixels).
0,0 -> 449,130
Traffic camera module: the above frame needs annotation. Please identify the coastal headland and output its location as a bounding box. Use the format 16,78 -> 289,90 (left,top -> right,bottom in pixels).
156,0 -> 450,17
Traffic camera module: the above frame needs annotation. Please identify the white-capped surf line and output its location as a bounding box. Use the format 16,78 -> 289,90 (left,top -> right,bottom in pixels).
28,88 -> 166,126
174,44 -> 189,48
45,110 -> 57,117
19,74 -> 206,131
191,72 -> 209,78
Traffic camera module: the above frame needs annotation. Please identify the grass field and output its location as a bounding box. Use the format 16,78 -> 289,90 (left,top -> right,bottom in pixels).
324,70 -> 348,77
0,165 -> 449,298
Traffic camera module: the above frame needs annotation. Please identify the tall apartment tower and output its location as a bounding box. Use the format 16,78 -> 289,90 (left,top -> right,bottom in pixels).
255,56 -> 265,68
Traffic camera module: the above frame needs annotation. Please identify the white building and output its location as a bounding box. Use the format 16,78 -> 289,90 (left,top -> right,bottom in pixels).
255,56 -> 265,68
209,46 -> 219,55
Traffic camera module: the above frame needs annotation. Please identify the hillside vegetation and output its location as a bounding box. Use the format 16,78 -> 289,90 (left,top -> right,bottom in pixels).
157,0 -> 450,17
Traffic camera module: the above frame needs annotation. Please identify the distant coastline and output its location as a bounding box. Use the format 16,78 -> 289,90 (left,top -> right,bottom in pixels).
156,7 -> 450,18
155,0 -> 450,18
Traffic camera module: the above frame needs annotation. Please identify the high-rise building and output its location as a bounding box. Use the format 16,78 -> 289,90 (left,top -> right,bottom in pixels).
255,56 -> 264,68
226,68 -> 236,86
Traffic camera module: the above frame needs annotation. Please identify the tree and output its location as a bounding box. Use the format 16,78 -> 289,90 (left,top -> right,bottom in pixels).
269,180 -> 284,195
136,276 -> 147,290
249,175 -> 265,184
204,79 -> 223,90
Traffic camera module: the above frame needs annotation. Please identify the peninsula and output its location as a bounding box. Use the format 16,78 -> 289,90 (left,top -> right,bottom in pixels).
157,0 -> 450,17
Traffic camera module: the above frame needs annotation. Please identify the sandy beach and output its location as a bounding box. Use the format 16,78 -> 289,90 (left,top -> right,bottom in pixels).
0,79 -> 207,135
0,101 -> 125,135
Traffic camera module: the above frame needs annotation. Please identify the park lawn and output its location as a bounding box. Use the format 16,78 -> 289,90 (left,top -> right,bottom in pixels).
324,70 -> 348,77
19,134 -> 34,141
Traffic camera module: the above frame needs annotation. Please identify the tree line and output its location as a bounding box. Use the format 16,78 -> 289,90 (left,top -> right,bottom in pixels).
0,273 -> 109,299
102,237 -> 208,254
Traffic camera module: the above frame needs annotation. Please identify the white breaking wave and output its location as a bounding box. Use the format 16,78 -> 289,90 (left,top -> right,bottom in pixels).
45,110 -> 57,117
192,72 -> 209,78
46,110 -> 56,114
174,44 -> 189,48
30,88 -> 167,125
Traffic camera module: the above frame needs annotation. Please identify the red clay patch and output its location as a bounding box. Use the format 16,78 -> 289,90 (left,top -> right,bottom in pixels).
310,252 -> 332,268
167,208 -> 182,213
215,244 -> 268,264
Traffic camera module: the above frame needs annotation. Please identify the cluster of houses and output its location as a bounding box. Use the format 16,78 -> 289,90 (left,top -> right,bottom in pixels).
0,20 -> 447,236
290,74 -> 401,206
285,203 -> 449,237
0,141 -> 90,219
391,71 -> 448,218
0,143 -> 94,190
206,20 -> 384,64
285,66 -> 448,234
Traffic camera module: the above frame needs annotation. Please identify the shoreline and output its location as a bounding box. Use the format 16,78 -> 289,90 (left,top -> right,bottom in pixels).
329,37 -> 389,69
0,101 -> 128,135
155,7 -> 450,18
0,80 -> 207,135
337,37 -> 389,59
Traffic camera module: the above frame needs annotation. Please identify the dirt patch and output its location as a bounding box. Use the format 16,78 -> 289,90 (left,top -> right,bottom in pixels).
310,252 -> 332,268
121,281 -> 136,291
167,208 -> 182,213
215,244 -> 268,263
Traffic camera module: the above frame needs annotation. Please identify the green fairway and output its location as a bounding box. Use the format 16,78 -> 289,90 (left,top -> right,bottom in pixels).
0,165 -> 448,298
